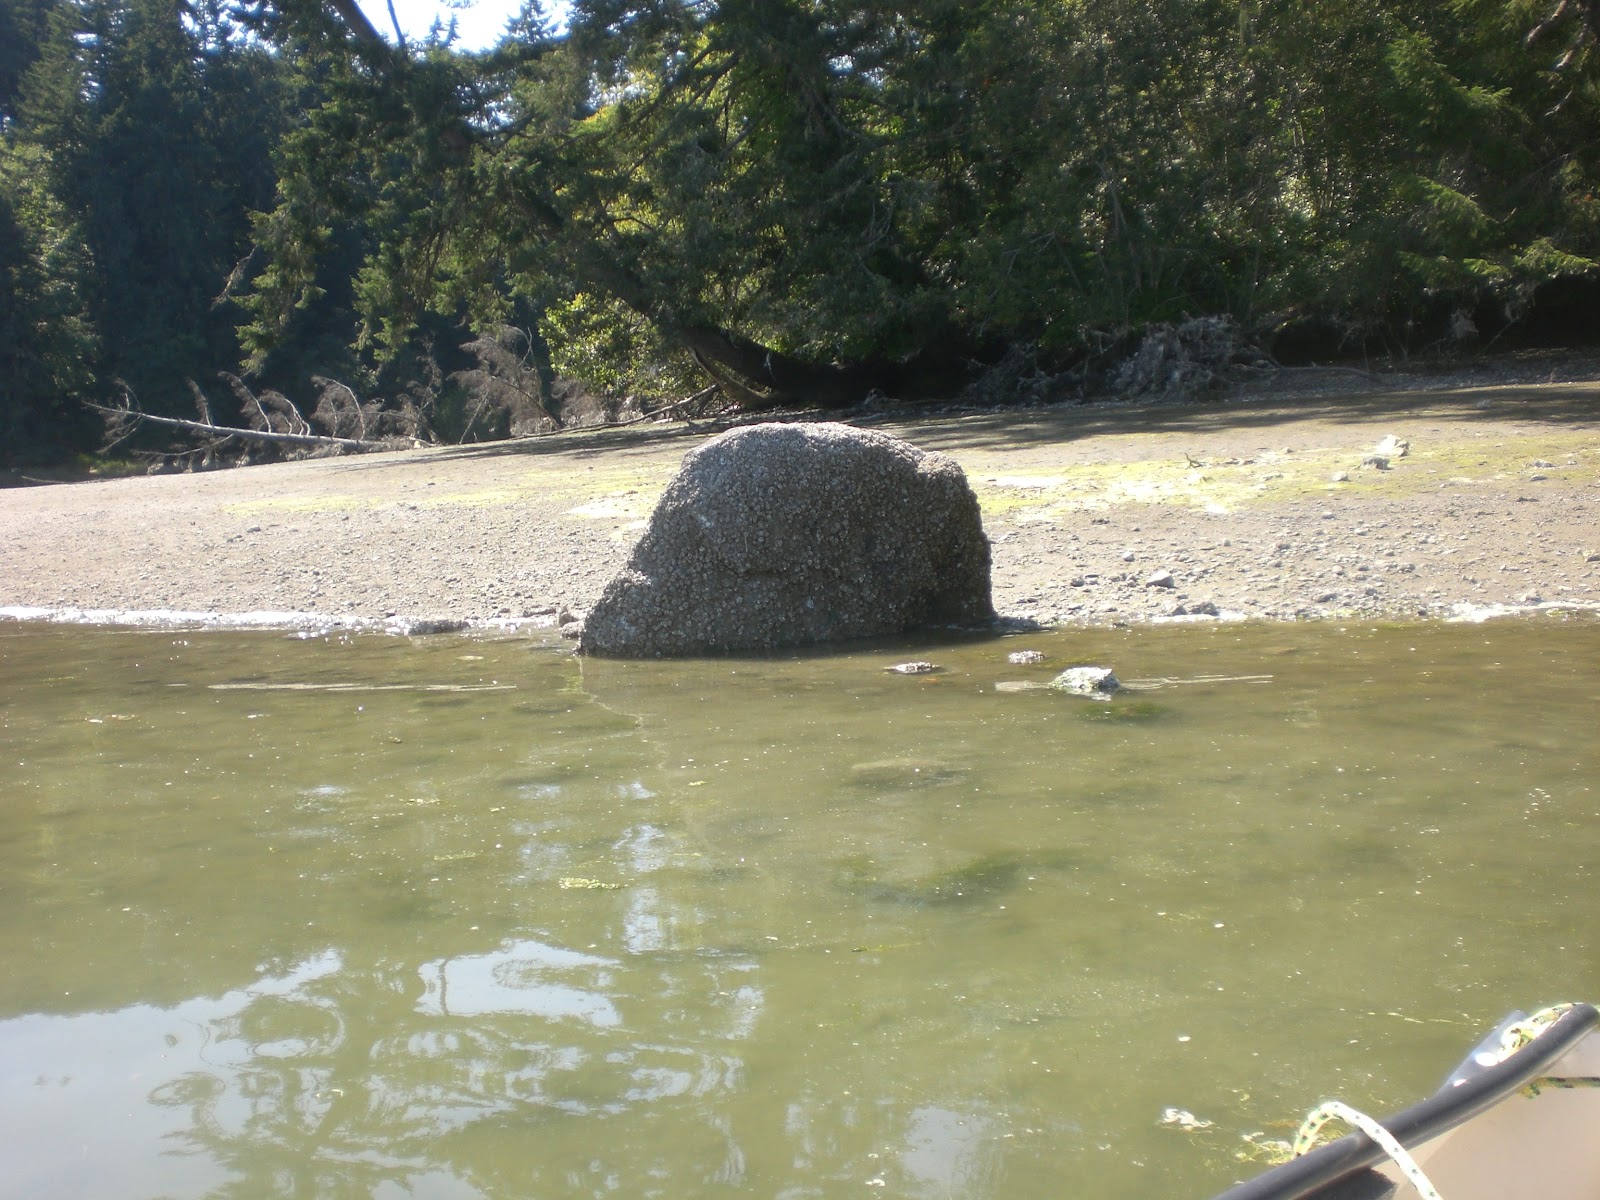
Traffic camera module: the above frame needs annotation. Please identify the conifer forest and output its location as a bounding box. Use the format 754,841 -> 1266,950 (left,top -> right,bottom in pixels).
3,0 -> 1598,463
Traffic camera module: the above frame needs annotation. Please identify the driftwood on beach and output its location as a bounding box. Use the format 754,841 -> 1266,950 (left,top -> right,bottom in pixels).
89,385 -> 400,460
92,404 -> 390,452
92,409 -> 387,454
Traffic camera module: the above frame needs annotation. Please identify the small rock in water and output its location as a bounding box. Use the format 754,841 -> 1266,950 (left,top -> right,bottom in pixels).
388,616 -> 468,636
1007,649 -> 1047,665
886,661 -> 940,674
1049,666 -> 1121,697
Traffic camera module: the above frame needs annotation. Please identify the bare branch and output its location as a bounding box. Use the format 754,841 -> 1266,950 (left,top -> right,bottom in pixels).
384,0 -> 406,49
1527,0 -> 1573,47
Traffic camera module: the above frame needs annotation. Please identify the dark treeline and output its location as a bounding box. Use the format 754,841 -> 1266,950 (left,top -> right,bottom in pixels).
3,0 -> 1599,465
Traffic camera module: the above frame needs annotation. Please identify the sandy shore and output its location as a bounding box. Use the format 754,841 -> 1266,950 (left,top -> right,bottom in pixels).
4,376 -> 1599,637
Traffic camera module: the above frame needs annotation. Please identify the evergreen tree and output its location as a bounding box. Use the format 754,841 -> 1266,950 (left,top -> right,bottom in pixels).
0,0 -> 55,128
11,0 -> 1600,461
0,139 -> 99,461
16,0 -> 289,423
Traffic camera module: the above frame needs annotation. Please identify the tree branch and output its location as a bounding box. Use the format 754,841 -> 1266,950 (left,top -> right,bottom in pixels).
325,0 -> 384,45
383,0 -> 406,48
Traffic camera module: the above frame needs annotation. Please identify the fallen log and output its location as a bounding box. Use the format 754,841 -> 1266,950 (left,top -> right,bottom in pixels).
89,403 -> 393,453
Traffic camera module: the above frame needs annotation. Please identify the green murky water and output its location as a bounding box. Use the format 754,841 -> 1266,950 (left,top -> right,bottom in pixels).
1,617 -> 1597,1200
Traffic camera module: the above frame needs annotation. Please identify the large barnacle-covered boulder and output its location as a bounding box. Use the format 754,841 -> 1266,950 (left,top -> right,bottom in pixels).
578,423 -> 994,657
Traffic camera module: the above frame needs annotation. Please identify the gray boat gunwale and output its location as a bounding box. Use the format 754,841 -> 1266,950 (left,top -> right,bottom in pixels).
1208,1002 -> 1600,1200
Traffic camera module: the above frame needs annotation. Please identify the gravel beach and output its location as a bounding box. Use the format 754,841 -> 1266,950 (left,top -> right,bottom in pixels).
5,373 -> 1599,637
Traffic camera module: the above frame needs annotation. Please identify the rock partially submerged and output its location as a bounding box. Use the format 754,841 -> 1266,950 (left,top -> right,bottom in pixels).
1049,666 -> 1122,697
578,423 -> 994,656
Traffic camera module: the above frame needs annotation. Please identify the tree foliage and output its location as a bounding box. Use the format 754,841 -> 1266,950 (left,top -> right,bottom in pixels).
243,0 -> 1599,408
3,0 -> 291,460
4,0 -> 1600,462
0,139 -> 98,458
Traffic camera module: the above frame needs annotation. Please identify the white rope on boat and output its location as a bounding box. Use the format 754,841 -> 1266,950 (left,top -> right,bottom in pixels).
1471,1003 -> 1600,1097
1275,1005 -> 1600,1192
1494,1003 -> 1573,1061
1292,1100 -> 1443,1200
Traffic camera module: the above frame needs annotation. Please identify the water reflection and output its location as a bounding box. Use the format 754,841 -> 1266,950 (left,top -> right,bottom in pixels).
417,940 -> 622,1024
1,620 -> 1598,1199
0,932 -> 766,1196
900,1105 -> 1002,1191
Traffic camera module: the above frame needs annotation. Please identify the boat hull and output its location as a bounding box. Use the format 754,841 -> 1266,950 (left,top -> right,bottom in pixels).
1210,1003 -> 1600,1200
